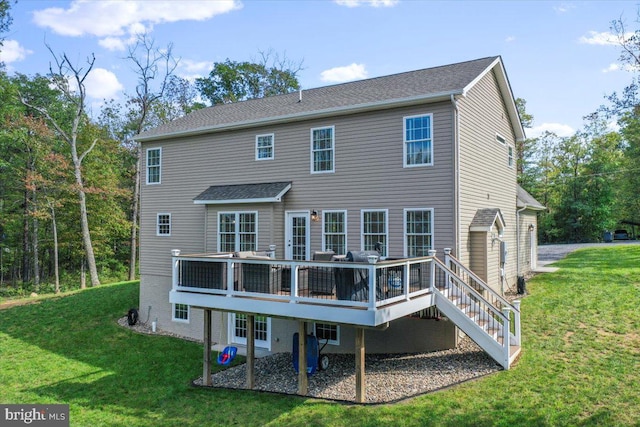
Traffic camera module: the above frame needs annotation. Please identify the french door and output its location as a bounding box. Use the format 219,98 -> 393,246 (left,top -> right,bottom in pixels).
285,211 -> 310,260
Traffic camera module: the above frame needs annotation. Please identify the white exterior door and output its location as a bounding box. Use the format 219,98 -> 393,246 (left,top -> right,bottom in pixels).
529,227 -> 537,270
285,211 -> 310,260
230,313 -> 271,350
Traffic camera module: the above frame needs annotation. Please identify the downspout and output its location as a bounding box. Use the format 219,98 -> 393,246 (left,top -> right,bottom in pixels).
451,94 -> 460,258
516,205 -> 529,278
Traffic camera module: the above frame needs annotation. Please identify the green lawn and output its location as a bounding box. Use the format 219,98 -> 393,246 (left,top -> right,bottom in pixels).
1,246 -> 639,426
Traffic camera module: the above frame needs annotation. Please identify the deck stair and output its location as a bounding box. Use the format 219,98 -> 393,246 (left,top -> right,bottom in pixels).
433,249 -> 521,369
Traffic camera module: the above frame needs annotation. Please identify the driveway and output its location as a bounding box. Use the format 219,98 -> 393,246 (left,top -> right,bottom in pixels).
538,241 -> 640,266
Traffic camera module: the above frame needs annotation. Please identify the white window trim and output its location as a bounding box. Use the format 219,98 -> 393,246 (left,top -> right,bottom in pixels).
322,209 -> 347,254
156,213 -> 171,236
172,303 -> 190,323
403,208 -> 435,257
314,323 -> 340,346
229,313 -> 271,350
361,209 -> 389,257
255,133 -> 274,161
217,211 -> 259,252
403,113 -> 434,168
496,133 -> 507,145
310,125 -> 335,174
146,147 -> 162,185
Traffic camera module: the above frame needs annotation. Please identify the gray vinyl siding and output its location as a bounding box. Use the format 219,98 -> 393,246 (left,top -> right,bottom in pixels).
140,102 -> 457,278
457,69 -> 518,291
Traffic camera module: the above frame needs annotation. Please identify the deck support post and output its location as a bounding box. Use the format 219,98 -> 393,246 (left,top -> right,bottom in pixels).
246,314 -> 255,389
203,309 -> 212,386
297,321 -> 308,395
355,327 -> 365,403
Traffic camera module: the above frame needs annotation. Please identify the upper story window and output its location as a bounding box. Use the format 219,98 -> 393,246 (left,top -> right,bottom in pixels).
508,145 -> 514,168
323,210 -> 347,255
146,147 -> 162,184
404,208 -> 433,257
157,213 -> 171,236
404,114 -> 433,167
311,126 -> 335,173
256,134 -> 274,160
496,134 -> 506,145
218,212 -> 257,252
362,209 -> 388,257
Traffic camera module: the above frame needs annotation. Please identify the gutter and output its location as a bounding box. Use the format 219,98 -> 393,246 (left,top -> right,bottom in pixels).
135,90 -> 464,143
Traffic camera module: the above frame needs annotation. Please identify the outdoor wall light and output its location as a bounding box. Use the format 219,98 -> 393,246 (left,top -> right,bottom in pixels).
528,224 -> 535,232
311,210 -> 320,222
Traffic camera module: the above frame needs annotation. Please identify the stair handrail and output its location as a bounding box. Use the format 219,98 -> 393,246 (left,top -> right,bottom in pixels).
444,248 -> 518,314
433,257 -> 514,369
433,257 -> 508,324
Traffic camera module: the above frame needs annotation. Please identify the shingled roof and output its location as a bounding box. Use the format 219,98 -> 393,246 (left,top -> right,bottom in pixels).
516,185 -> 545,210
193,182 -> 292,205
469,208 -> 506,232
137,56 -> 523,142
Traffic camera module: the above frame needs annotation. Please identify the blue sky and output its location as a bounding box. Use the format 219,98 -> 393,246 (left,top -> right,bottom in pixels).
1,0 -> 635,138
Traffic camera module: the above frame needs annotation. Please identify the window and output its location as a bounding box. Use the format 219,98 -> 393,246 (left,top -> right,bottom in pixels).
315,323 -> 340,345
157,213 -> 171,236
172,303 -> 189,323
323,210 -> 347,254
362,210 -> 388,257
404,114 -> 433,167
496,134 -> 506,145
404,208 -> 434,257
256,134 -> 274,160
146,148 -> 162,184
218,212 -> 257,252
311,126 -> 335,173
508,145 -> 514,168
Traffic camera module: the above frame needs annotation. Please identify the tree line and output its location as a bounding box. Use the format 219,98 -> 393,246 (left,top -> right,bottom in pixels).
0,0 -> 638,295
517,16 -> 640,244
0,1 -> 301,294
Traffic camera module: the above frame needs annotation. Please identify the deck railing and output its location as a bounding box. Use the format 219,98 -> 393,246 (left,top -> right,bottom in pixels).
171,252 -> 436,310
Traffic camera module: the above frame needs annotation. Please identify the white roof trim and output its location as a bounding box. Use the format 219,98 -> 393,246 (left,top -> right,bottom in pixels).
462,57 -> 525,142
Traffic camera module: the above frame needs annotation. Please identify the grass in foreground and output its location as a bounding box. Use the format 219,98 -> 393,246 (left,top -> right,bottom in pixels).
1,246 -> 639,426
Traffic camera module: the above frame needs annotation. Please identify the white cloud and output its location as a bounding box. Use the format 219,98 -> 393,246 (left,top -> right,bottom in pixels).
334,0 -> 399,7
84,68 -> 124,99
579,31 -> 620,46
603,63 -> 620,73
505,36 -> 516,43
553,3 -> 575,13
180,59 -> 213,74
177,59 -> 214,81
321,63 -> 368,83
0,39 -> 33,63
527,123 -> 575,138
32,1 -> 242,50
98,37 -> 127,52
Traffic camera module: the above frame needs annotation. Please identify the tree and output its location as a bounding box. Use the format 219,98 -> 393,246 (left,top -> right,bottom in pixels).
515,98 -> 539,189
124,34 -> 178,281
196,52 -> 302,105
0,0 -> 13,47
20,50 -> 102,286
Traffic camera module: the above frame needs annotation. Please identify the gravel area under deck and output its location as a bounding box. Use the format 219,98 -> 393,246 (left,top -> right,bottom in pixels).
193,337 -> 501,404
119,317 -> 505,404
